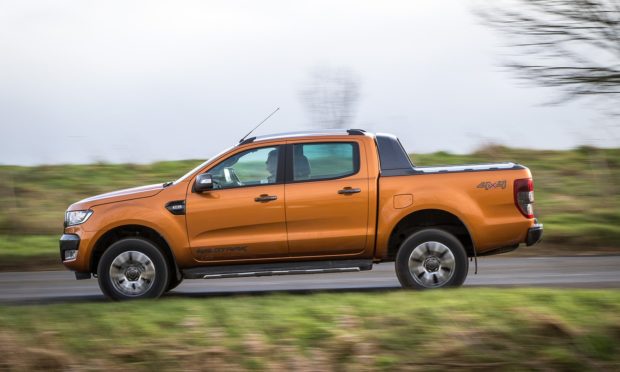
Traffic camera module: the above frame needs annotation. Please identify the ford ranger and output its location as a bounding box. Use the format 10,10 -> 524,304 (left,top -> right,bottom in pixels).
60,129 -> 543,300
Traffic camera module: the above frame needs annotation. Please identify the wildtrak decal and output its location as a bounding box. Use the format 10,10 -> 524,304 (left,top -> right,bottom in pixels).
195,246 -> 248,255
477,180 -> 507,190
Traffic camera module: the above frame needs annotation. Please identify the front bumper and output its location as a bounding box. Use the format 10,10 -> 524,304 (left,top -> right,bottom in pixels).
526,223 -> 543,246
59,234 -> 80,261
59,234 -> 92,280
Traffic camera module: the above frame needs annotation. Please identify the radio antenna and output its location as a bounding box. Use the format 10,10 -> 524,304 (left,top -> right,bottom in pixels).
239,107 -> 280,143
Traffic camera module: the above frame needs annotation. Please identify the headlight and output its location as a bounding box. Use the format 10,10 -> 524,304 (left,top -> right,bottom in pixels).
65,210 -> 93,227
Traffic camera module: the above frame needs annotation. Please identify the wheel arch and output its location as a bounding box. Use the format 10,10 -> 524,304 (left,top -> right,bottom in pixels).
90,224 -> 181,280
386,209 -> 475,260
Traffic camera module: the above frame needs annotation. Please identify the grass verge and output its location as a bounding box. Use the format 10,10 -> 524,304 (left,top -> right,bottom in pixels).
1,146 -> 619,271
0,289 -> 619,370
0,235 -> 61,271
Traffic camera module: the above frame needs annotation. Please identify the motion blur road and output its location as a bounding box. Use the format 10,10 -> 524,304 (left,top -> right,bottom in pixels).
0,256 -> 619,304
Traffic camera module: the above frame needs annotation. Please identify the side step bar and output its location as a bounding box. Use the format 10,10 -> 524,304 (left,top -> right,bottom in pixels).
182,259 -> 373,280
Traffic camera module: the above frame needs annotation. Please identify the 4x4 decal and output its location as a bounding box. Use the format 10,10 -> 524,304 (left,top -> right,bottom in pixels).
477,180 -> 507,190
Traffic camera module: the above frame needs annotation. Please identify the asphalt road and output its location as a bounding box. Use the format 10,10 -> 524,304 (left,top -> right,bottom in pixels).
0,255 -> 618,304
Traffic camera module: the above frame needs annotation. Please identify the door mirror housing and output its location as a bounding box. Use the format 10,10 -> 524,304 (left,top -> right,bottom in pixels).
194,173 -> 214,193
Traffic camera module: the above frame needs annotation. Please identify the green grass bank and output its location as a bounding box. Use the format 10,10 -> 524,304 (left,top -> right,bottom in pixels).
0,289 -> 618,370
0,146 -> 618,270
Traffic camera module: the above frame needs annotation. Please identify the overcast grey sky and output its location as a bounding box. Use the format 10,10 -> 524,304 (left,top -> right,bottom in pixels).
0,0 -> 616,165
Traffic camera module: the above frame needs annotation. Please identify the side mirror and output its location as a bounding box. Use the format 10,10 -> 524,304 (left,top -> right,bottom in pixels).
194,173 -> 214,193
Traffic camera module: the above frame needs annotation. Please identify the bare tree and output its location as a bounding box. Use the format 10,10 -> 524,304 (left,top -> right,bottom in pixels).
477,0 -> 620,112
479,0 -> 620,204
300,67 -> 361,129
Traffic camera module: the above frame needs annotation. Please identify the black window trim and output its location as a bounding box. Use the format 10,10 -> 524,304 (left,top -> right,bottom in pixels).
285,141 -> 361,184
196,144 -> 286,191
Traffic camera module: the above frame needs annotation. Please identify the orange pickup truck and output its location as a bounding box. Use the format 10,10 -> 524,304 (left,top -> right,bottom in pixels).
60,129 -> 542,300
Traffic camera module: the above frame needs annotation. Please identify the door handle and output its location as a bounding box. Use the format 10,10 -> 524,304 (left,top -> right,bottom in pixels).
338,187 -> 361,195
255,194 -> 278,202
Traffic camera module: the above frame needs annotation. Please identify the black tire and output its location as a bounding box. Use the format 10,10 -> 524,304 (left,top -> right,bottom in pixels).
395,229 -> 468,289
166,275 -> 184,292
97,238 -> 169,300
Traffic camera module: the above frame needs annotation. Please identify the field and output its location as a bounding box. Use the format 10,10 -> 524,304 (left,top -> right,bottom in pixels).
1,149 -> 619,371
0,289 -> 618,370
0,146 -> 618,270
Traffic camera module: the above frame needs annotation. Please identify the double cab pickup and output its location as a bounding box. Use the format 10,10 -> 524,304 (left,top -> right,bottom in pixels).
60,129 -> 542,300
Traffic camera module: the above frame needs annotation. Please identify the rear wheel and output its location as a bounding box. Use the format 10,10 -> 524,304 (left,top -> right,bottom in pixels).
395,229 -> 468,289
97,238 -> 169,300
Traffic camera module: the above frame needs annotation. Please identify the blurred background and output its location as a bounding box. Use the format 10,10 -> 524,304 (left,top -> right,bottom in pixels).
1,0 -> 618,165
0,1 -> 619,369
1,0 -> 618,265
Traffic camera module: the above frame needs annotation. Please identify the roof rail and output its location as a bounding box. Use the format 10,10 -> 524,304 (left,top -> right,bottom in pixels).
347,129 -> 365,135
236,129 -> 369,146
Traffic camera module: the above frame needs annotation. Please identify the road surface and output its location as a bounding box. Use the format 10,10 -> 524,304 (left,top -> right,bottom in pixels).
0,256 -> 618,304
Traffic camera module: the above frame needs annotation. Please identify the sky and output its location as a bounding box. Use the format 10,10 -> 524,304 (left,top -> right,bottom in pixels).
0,0 -> 617,165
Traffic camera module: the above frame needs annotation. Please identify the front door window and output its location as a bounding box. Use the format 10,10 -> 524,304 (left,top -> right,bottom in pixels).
208,146 -> 280,189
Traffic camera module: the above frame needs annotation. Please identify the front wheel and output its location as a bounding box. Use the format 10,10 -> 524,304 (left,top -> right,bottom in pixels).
97,238 -> 169,300
395,229 -> 468,289
166,275 -> 184,292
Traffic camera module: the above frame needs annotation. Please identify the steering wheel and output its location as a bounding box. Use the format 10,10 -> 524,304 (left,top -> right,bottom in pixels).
223,167 -> 242,186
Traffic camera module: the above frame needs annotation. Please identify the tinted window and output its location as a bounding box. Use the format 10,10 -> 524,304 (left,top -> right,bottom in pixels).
292,143 -> 358,181
209,146 -> 279,189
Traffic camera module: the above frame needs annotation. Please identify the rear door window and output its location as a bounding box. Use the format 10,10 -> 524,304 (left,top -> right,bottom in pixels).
291,142 -> 359,182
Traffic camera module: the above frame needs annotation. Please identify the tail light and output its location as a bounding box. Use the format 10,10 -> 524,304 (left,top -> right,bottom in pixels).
514,178 -> 535,218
